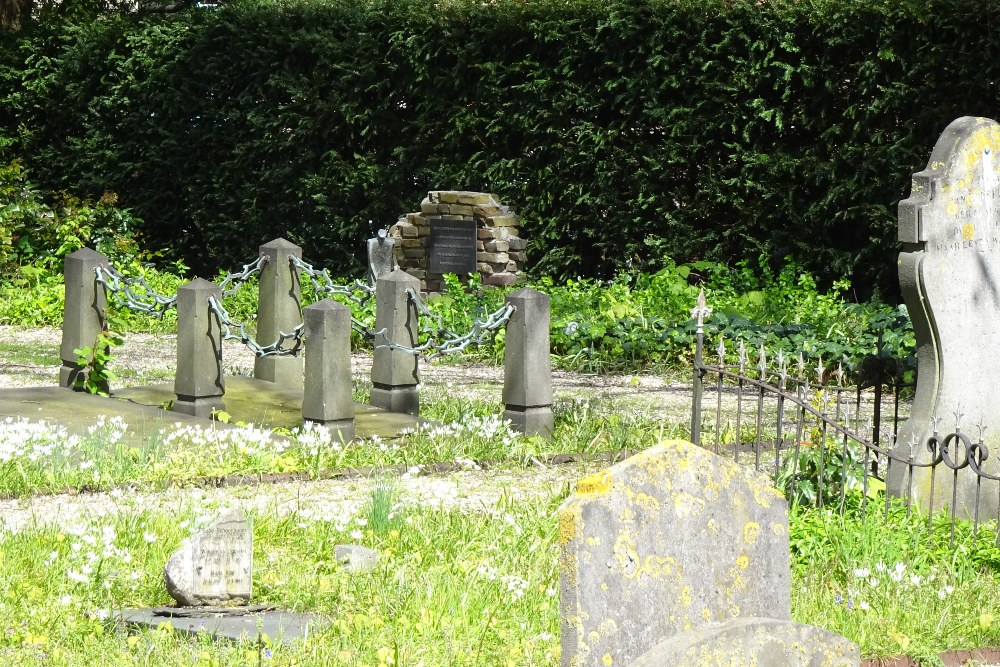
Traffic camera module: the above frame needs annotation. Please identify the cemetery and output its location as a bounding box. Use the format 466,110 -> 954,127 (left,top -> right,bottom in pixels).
6,1 -> 1000,664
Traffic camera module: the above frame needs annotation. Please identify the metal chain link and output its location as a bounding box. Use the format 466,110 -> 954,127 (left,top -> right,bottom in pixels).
217,255 -> 267,296
207,295 -> 303,357
290,255 -> 374,307
95,264 -> 177,318
365,289 -> 513,358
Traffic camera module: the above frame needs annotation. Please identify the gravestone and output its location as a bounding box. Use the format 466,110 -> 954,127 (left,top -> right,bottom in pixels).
164,509 -> 253,606
116,508 -> 327,641
628,618 -> 860,667
428,218 -> 477,275
559,440 -> 791,667
890,116 -> 1000,515
367,229 -> 399,287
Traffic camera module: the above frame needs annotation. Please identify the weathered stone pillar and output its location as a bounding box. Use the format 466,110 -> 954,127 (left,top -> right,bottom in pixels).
503,288 -> 554,436
302,299 -> 355,443
174,278 -> 225,418
254,238 -> 303,388
367,229 -> 398,287
60,248 -> 109,389
370,269 -> 420,414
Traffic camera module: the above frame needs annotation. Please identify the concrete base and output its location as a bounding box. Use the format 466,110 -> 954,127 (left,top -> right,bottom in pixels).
504,406 -> 554,437
254,356 -> 304,390
173,396 -> 226,420
59,364 -> 80,389
370,385 -> 419,415
303,418 -> 355,444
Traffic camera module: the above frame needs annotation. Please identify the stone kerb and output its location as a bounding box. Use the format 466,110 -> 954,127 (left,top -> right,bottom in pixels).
890,116 -> 1000,516
254,238 -> 303,389
60,248 -> 109,389
558,440 -> 791,667
173,278 -> 225,419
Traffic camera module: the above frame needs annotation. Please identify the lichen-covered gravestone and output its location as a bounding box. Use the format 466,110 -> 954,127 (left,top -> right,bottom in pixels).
891,116 -> 1000,515
558,440 -> 791,667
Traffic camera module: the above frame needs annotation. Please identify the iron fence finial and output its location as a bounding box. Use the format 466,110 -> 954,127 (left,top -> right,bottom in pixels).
691,288 -> 712,334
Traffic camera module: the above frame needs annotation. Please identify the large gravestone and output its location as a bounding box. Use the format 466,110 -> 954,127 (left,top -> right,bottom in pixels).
890,116 -> 1000,515
558,440 -> 791,667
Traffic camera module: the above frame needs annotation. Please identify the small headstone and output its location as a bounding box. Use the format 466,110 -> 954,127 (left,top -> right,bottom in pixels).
164,509 -> 253,607
559,440 -> 790,667
892,116 -> 1000,514
367,229 -> 399,287
628,618 -> 860,667
334,544 -> 379,573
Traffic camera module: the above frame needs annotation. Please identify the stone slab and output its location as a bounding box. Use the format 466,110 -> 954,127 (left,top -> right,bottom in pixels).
559,440 -> 790,667
114,607 -> 327,642
0,377 -> 424,450
892,116 -> 1000,515
628,617 -> 860,667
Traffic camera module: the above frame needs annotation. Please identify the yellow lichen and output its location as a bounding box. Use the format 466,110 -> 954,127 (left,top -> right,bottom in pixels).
736,554 -> 749,569
743,521 -> 761,545
577,472 -> 612,496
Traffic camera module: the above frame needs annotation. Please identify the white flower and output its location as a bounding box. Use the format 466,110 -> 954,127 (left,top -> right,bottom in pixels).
143,532 -> 156,543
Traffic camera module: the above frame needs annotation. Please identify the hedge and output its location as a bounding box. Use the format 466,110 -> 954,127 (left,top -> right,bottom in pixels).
2,0 -> 998,297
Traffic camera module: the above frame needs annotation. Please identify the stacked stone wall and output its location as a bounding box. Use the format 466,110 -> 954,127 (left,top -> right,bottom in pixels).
388,191 -> 527,291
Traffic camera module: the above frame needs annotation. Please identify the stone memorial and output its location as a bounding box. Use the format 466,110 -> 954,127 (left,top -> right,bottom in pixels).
117,508 -> 327,641
891,116 -> 1000,515
164,509 -> 253,606
367,229 -> 399,287
428,218 -> 478,275
559,440 -> 792,667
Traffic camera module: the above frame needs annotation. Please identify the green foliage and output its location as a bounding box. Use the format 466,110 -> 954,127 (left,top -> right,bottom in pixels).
71,329 -> 123,396
3,0 -> 997,296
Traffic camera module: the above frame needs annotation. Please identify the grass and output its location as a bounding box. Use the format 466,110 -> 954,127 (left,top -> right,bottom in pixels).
0,341 -> 59,367
0,489 -> 564,666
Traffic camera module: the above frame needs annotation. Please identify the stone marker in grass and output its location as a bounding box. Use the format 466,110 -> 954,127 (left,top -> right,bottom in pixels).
164,509 -> 252,607
116,508 -> 327,641
558,440 -> 859,667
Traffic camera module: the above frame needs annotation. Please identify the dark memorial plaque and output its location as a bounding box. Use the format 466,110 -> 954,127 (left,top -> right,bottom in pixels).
428,218 -> 477,274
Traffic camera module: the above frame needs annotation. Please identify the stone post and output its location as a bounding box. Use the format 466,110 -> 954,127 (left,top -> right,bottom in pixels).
254,238 -> 303,388
302,299 -> 355,443
174,278 -> 225,418
370,269 -> 420,415
503,287 -> 554,436
367,229 -> 398,287
60,248 -> 109,389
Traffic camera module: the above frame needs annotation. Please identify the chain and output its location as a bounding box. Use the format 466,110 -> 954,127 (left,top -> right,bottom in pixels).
290,255 -> 374,307
217,255 -> 267,296
207,295 -> 303,357
95,265 -> 177,318
364,289 -> 514,358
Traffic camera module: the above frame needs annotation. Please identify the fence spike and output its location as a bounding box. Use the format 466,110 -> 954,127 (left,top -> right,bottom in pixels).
816,355 -> 824,384
758,344 -> 767,377
931,415 -> 942,435
690,289 -> 712,334
836,362 -> 845,387
716,339 -> 726,364
954,409 -> 965,432
738,341 -> 747,371
798,351 -> 806,377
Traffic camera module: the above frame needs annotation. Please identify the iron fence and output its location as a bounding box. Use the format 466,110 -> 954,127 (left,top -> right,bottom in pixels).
689,291 -> 1000,547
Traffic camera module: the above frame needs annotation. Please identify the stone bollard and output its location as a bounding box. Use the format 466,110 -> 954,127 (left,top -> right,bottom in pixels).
370,269 -> 420,415
503,287 -> 554,436
60,248 -> 109,389
302,299 -> 355,443
254,238 -> 303,388
174,278 -> 225,418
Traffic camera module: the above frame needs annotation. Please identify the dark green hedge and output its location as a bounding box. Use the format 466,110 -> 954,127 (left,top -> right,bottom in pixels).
2,0 -> 999,296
